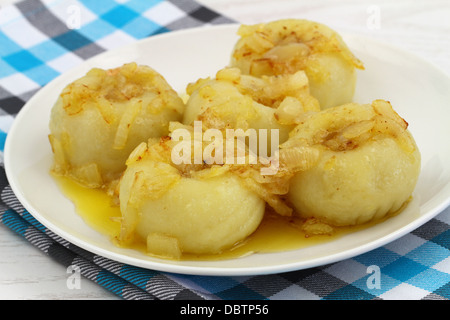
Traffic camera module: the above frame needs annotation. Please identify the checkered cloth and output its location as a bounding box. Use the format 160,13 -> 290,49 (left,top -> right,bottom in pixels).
0,0 -> 449,300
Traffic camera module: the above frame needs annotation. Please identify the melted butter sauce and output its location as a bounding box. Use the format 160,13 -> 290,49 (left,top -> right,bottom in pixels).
53,174 -> 400,262
53,174 -> 121,237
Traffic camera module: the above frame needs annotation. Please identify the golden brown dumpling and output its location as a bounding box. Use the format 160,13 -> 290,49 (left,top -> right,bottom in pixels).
48,62 -> 185,188
284,100 -> 421,226
183,67 -> 320,155
117,137 -> 266,258
230,19 -> 364,109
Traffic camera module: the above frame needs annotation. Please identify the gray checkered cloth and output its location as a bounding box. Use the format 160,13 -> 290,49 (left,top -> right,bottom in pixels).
0,0 -> 449,300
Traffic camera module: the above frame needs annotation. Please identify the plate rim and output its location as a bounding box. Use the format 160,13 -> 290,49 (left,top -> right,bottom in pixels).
4,23 -> 450,276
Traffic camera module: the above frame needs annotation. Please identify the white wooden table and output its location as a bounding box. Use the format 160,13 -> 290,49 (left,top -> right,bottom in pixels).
0,0 -> 448,299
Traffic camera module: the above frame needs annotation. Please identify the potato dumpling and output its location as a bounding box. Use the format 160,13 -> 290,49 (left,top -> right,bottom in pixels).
117,137 -> 265,257
230,19 -> 364,109
49,62 -> 185,188
285,100 -> 421,226
183,67 -> 320,155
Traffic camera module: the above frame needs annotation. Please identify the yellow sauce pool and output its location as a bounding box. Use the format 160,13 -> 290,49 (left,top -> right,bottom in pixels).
53,174 -> 399,261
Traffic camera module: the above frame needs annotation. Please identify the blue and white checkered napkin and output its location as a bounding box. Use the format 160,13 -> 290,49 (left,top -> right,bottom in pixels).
1,0 -> 449,300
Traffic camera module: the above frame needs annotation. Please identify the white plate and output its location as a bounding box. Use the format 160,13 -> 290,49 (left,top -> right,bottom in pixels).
5,24 -> 450,276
